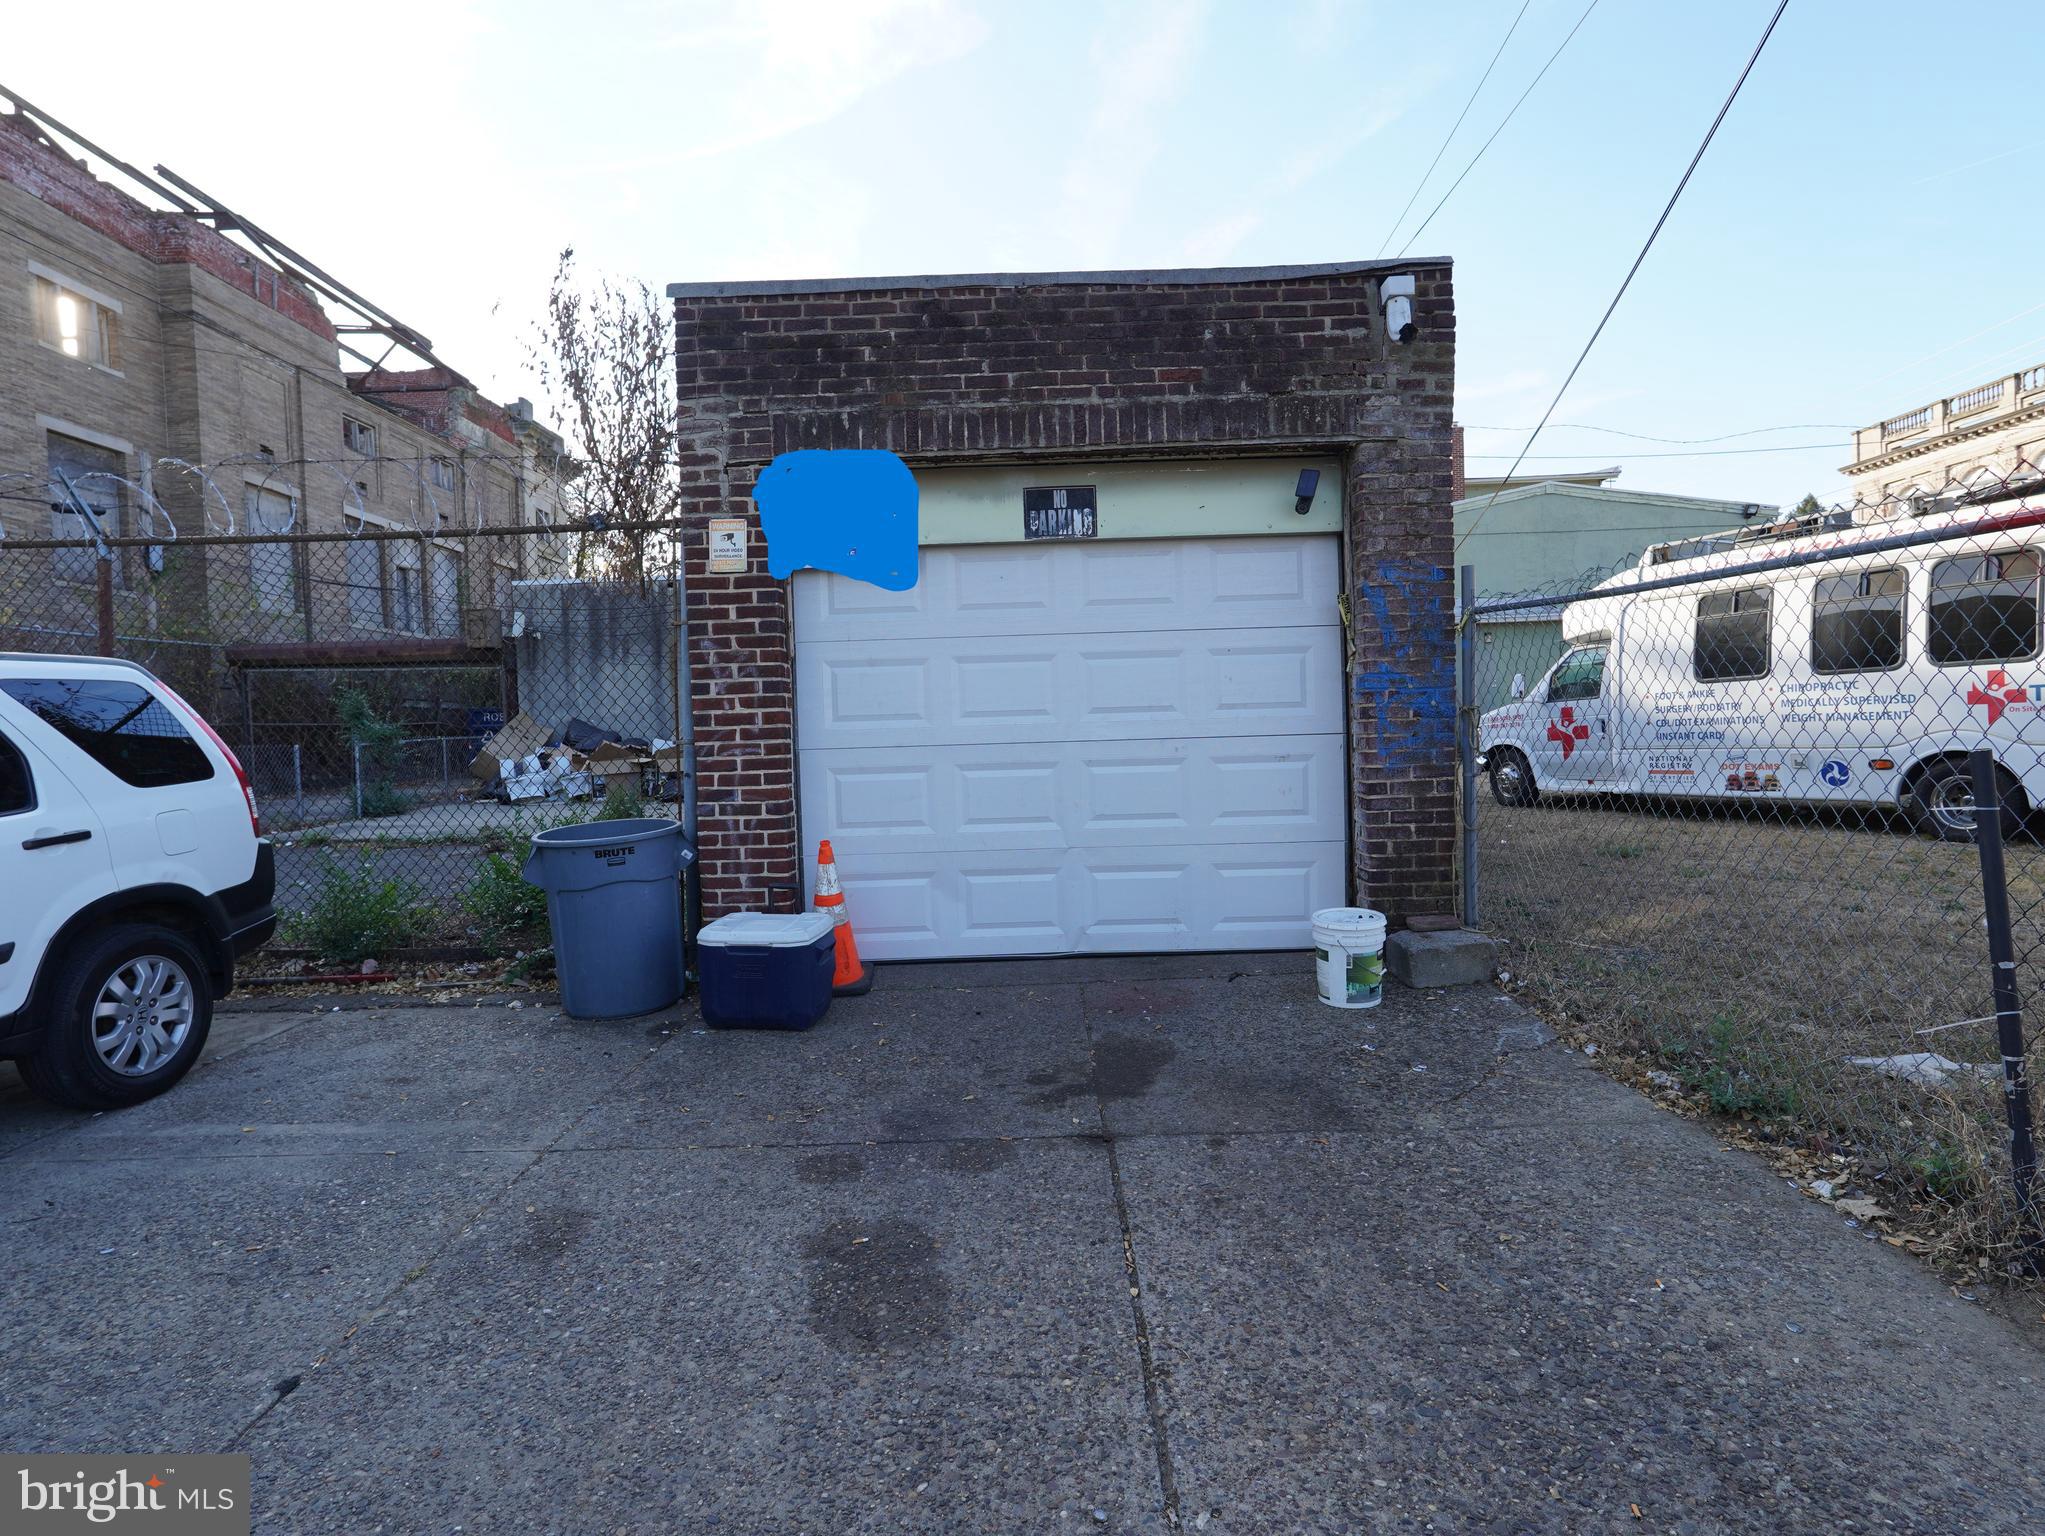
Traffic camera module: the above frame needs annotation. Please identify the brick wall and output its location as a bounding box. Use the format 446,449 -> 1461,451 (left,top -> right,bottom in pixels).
673,262 -> 1458,925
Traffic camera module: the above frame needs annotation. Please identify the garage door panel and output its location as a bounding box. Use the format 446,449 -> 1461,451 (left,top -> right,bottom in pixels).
794,534 -> 1345,958
800,628 -> 1341,748
1205,856 -> 1339,942
841,872 -> 942,949
959,867 -> 1069,944
954,653 -> 1059,727
827,846 -> 1345,960
1212,642 -> 1317,714
801,735 -> 1341,855
825,657 -> 930,727
825,765 -> 937,837
795,536 -> 1340,642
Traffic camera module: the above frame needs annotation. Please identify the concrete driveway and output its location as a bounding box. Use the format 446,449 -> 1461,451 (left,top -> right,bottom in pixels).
1,955 -> 2040,1534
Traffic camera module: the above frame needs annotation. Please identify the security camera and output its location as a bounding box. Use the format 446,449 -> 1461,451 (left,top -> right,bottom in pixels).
1381,274 -> 1417,344
1294,467 -> 1321,516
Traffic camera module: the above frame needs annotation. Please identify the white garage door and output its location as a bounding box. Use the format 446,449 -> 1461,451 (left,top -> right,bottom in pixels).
794,534 -> 1347,959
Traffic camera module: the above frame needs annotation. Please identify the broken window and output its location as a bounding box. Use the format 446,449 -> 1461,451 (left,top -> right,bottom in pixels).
345,523 -> 386,630
32,275 -> 120,369
343,417 -> 377,456
428,545 -> 461,638
429,457 -> 457,492
390,544 -> 423,634
244,484 -> 298,614
46,432 -> 123,587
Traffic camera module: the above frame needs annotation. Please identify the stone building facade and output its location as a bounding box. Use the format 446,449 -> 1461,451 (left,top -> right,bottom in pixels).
670,261 -> 1458,953
0,107 -> 567,656
1845,364 -> 2045,510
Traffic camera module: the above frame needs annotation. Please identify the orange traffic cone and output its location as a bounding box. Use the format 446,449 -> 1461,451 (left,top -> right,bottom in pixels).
814,840 -> 874,996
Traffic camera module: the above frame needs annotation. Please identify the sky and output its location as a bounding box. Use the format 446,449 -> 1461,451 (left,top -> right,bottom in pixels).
11,0 -> 2045,511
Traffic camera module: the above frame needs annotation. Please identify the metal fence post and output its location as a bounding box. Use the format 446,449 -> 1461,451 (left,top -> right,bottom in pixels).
95,557 -> 115,657
1458,564 -> 1479,929
1967,749 -> 2042,1272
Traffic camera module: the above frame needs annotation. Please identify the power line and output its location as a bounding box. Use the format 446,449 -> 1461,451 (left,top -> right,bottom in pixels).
1394,0 -> 1603,258
1375,0 -> 1533,258
1456,0 -> 1793,554
1466,441 -> 1837,460
1862,298 -> 2045,389
1460,420 -> 1854,443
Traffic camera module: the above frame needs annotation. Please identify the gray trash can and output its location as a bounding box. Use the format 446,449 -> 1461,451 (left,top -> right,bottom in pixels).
522,817 -> 694,1019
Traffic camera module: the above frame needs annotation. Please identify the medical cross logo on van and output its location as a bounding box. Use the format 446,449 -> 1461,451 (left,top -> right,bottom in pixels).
1546,707 -> 1590,760
1967,670 -> 2032,725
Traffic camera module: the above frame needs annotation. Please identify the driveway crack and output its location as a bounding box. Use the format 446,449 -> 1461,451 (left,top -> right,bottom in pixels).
1087,1011 -> 1183,1528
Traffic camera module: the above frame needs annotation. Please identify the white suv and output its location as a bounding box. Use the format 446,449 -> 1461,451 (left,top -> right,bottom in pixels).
0,653 -> 274,1109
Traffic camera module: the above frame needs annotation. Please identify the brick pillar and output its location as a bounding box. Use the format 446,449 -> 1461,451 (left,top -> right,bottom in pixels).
677,413 -> 801,919
1347,268 -> 1458,921
1346,438 -> 1458,921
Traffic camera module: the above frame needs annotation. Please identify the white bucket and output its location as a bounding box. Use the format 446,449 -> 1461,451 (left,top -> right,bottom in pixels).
1312,907 -> 1387,1009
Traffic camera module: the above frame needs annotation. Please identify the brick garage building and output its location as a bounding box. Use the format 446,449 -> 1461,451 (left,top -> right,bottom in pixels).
670,261 -> 1456,958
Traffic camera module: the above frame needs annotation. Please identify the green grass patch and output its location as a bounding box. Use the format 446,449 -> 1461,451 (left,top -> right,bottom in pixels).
284,856 -> 425,965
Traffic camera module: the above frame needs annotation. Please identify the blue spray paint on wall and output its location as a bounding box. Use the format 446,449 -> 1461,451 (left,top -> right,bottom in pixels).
754,449 -> 919,591
1354,560 -> 1454,771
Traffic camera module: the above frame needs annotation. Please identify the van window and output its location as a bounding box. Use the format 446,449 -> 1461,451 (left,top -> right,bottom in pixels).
0,679 -> 214,788
1694,587 -> 1772,682
1929,550 -> 2040,665
0,730 -> 32,815
1812,568 -> 1905,673
1545,647 -> 1606,702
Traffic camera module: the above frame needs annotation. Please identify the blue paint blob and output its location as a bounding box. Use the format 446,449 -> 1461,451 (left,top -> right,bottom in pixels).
1355,560 -> 1454,770
754,450 -> 919,591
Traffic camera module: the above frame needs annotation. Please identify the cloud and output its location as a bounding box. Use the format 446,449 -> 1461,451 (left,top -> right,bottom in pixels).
597,0 -> 991,170
1456,369 -> 1552,405
1056,0 -> 1212,264
1181,210 -> 1263,266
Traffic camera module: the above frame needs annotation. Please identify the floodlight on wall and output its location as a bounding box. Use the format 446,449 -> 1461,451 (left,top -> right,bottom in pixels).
1294,467 -> 1321,516
1381,274 -> 1416,344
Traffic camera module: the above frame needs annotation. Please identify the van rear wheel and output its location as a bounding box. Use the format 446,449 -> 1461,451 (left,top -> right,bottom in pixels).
1488,749 -> 1539,808
1909,759 -> 2026,843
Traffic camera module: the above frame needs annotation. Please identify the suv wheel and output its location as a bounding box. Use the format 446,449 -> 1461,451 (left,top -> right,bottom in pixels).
19,925 -> 214,1110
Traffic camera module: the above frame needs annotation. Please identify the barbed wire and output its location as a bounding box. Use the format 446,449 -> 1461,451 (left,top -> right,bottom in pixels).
0,449 -> 594,543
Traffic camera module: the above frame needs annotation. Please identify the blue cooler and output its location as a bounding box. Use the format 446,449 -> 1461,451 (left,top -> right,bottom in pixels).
697,911 -> 837,1030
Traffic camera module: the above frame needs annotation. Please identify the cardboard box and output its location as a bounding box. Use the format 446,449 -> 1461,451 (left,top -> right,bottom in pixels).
503,770 -> 551,802
576,740 -> 649,796
469,711 -> 550,782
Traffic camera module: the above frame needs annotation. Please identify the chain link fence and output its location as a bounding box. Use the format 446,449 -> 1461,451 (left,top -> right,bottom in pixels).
0,473 -> 688,974
1461,465 -> 2045,1274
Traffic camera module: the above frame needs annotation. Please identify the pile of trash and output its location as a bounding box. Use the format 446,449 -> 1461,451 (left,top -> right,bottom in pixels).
469,712 -> 680,804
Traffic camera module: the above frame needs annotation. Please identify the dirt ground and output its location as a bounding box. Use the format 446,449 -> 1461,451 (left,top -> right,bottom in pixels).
1475,793 -> 2045,1262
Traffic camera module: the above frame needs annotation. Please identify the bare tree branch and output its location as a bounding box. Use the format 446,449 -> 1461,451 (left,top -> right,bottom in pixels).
528,249 -> 679,581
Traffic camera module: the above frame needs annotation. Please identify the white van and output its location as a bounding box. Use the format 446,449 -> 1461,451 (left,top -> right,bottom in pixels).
1475,498 -> 2045,839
